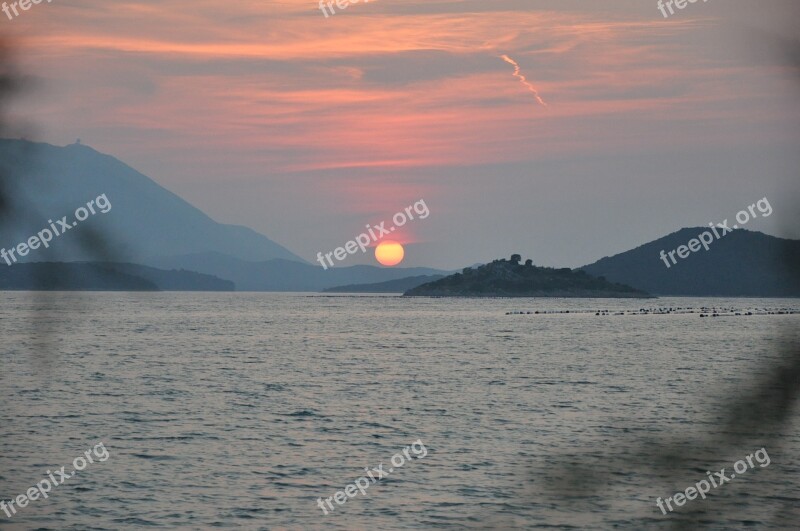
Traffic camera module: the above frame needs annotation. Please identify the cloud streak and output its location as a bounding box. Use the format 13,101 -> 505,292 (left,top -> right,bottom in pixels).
500,53 -> 548,107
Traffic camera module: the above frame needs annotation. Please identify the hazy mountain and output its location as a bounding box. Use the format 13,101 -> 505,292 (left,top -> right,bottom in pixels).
580,228 -> 800,296
0,138 -> 457,291
323,274 -> 445,293
146,252 -> 450,291
0,139 -> 305,265
405,256 -> 651,298
109,263 -> 234,291
0,262 -> 233,291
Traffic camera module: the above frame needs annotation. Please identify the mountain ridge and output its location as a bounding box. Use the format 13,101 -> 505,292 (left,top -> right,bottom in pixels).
0,138 -> 306,265
580,227 -> 800,296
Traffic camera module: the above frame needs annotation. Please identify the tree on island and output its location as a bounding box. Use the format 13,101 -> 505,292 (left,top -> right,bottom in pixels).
510,254 -> 521,264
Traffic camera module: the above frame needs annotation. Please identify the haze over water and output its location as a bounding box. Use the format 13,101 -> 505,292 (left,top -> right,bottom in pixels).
1,293 -> 797,529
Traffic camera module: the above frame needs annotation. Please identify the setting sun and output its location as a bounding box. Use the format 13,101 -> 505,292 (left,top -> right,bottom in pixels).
375,241 -> 405,266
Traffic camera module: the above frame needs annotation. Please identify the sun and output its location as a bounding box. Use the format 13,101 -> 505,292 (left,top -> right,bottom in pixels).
375,240 -> 404,266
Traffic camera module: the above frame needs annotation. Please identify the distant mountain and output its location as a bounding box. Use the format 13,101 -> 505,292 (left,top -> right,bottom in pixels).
0,139 -> 305,265
109,263 -> 234,291
146,252 -> 451,291
0,262 -> 233,291
580,228 -> 800,296
323,274 -> 445,293
405,256 -> 651,298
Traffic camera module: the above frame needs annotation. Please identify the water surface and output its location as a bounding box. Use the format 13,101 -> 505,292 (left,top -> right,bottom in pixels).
0,293 -> 798,529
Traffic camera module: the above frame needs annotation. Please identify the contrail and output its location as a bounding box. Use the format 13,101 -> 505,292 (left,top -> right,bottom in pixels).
500,54 -> 548,108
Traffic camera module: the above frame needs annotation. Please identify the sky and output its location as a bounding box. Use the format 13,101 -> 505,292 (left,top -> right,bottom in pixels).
3,0 -> 800,269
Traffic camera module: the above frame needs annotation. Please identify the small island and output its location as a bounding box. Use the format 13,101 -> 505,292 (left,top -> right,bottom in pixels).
404,255 -> 653,298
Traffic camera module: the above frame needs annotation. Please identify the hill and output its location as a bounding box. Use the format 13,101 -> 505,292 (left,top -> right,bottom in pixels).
0,262 -> 234,291
323,274 -> 445,293
580,228 -> 800,296
146,253 -> 450,291
404,256 -> 651,298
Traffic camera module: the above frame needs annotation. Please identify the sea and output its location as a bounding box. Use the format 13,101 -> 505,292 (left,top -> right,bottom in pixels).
0,292 -> 798,530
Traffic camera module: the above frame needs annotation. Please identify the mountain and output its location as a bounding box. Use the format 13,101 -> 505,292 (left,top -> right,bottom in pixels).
146,252 -> 451,291
0,262 -> 233,291
580,228 -> 800,296
405,256 -> 651,298
323,274 -> 445,293
0,139 -> 305,265
0,139 -> 456,291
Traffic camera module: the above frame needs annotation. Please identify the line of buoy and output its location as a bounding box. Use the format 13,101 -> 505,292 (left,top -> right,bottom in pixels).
505,307 -> 800,317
